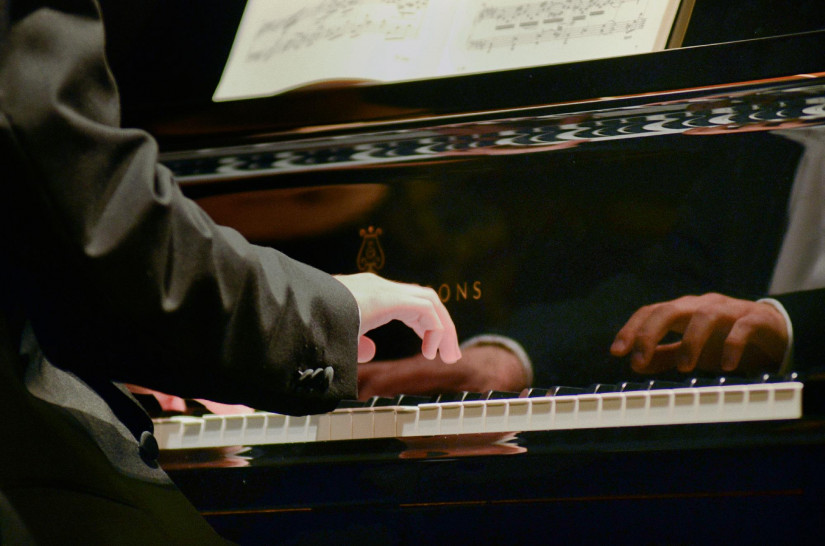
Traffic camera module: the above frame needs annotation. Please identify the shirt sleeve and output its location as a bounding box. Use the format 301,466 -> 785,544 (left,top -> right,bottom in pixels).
757,298 -> 794,375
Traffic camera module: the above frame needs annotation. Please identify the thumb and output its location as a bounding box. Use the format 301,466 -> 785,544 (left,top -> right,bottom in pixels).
357,336 -> 377,363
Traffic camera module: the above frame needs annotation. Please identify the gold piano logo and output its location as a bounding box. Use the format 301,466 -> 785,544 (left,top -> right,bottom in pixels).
356,226 -> 482,303
357,226 -> 385,273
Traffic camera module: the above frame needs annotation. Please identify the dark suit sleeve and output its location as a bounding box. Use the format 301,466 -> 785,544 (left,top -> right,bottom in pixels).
0,1 -> 358,414
773,289 -> 825,375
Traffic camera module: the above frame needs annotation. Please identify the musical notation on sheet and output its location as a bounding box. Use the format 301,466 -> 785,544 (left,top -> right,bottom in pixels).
247,0 -> 430,61
466,0 -> 649,53
214,0 -> 682,102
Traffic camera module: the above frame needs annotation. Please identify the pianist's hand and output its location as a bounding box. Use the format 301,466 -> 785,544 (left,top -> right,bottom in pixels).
357,344 -> 528,399
610,293 -> 789,374
335,273 -> 462,364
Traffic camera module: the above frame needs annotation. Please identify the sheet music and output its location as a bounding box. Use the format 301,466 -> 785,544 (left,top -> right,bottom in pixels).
444,0 -> 679,74
214,0 -> 682,102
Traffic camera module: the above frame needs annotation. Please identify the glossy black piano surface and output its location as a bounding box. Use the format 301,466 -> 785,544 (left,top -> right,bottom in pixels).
102,1 -> 825,543
162,418 -> 825,545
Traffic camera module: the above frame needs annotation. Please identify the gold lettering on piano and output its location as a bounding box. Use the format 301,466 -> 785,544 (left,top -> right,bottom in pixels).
357,226 -> 385,273
356,226 -> 482,303
436,281 -> 482,303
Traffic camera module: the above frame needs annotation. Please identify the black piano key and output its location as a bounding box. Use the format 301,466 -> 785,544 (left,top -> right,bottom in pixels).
183,399 -> 211,416
371,396 -> 397,407
432,392 -> 465,403
618,381 -> 649,392
336,399 -> 368,409
648,380 -> 683,390
526,388 -> 552,397
717,376 -> 749,386
683,376 -> 748,388
587,383 -> 618,393
462,392 -> 487,401
488,390 -> 521,400
553,386 -> 586,396
757,373 -> 786,383
394,395 -> 431,406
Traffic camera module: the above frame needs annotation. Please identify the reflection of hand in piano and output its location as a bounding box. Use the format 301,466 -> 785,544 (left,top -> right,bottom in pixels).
610,293 -> 789,375
357,343 -> 529,400
127,384 -> 254,416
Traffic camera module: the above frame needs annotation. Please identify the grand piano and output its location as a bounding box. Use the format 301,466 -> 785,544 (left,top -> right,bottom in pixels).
103,1 -> 825,543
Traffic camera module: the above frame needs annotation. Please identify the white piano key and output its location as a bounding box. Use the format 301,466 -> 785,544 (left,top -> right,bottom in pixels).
599,392 -> 625,427
351,407 -> 376,439
623,391 -> 648,425
265,412 -> 288,444
695,387 -> 723,422
743,384 -> 771,420
721,386 -> 748,421
417,404 -> 441,436
153,417 -> 185,449
646,390 -> 674,425
396,407 -> 418,437
553,396 -> 577,429
461,400 -> 486,434
222,414 -> 246,445
180,417 -> 206,448
284,415 -> 308,443
772,382 -> 803,419
243,413 -> 268,444
438,402 -> 463,435
484,400 -> 508,433
201,414 -> 224,446
329,409 -> 353,441
575,394 -> 600,428
671,389 -> 698,424
315,412 -> 332,442
307,414 -> 321,441
506,398 -> 531,431
526,397 -> 553,431
373,407 -> 398,438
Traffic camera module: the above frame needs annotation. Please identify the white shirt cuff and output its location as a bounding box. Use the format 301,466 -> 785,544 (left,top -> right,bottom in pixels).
461,334 -> 534,385
757,298 -> 794,375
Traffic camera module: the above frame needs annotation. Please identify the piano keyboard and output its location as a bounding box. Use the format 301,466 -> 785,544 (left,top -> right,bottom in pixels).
153,380 -> 803,450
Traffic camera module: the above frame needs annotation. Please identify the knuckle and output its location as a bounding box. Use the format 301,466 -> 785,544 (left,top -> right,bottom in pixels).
635,331 -> 658,348
725,336 -> 747,353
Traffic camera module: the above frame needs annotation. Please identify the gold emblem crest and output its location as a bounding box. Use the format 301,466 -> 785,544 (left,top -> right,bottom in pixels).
357,226 -> 385,273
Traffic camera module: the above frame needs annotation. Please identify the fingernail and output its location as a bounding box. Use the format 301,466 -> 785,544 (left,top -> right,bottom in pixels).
610,340 -> 625,354
631,350 -> 645,367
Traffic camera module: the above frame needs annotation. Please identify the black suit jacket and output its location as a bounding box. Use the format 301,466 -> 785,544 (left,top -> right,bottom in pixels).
0,1 -> 359,542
